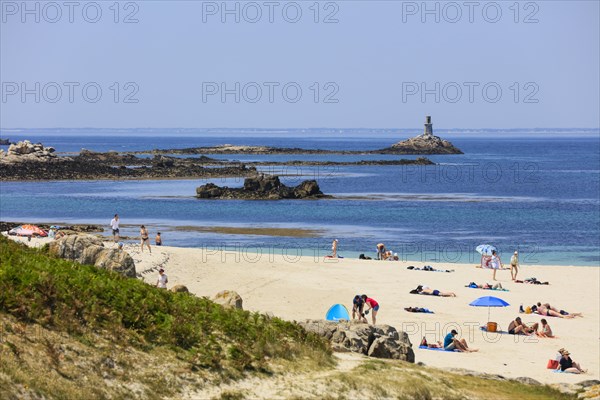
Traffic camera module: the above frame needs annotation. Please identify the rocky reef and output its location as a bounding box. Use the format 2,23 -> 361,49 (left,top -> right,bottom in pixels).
0,138 -> 11,145
0,141 -> 255,181
196,175 -> 329,200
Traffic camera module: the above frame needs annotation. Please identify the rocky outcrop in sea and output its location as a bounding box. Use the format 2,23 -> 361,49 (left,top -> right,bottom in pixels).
196,175 -> 329,200
379,133 -> 463,155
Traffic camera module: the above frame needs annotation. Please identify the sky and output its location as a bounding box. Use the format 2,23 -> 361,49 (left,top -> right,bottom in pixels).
1,0 -> 599,129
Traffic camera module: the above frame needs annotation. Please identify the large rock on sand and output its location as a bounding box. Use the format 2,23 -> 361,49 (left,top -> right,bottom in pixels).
212,290 -> 243,309
299,320 -> 414,362
49,234 -> 136,278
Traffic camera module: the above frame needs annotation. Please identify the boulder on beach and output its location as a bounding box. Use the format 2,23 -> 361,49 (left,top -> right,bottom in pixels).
170,284 -> 189,293
298,319 -> 414,362
212,290 -> 243,309
48,234 -> 136,278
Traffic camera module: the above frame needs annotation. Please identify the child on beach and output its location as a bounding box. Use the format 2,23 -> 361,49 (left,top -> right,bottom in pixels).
155,232 -> 162,246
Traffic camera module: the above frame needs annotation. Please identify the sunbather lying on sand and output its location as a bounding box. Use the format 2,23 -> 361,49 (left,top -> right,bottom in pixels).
537,302 -> 583,318
466,282 -> 504,290
410,285 -> 456,297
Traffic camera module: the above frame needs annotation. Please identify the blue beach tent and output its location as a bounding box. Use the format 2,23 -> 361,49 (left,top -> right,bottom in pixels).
325,304 -> 350,321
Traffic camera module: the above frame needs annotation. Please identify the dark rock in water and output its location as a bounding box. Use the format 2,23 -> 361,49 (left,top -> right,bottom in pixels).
196,175 -> 330,200
299,319 -> 415,362
0,138 -> 10,145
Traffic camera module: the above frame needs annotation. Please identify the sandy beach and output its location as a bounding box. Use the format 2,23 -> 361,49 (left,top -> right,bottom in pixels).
8,235 -> 600,385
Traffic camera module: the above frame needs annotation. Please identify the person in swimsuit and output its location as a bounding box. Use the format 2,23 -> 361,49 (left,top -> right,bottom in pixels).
537,302 -> 582,318
510,250 -> 519,281
361,295 -> 379,324
155,232 -> 162,246
376,243 -> 386,260
140,225 -> 151,253
507,317 -> 537,335
331,239 -> 338,258
413,285 -> 456,297
536,318 -> 554,337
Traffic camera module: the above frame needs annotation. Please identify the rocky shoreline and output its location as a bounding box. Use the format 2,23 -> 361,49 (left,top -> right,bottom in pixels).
196,175 -> 330,200
0,141 -> 256,181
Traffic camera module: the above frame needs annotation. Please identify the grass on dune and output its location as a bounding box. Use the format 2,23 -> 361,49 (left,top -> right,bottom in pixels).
0,235 -> 332,374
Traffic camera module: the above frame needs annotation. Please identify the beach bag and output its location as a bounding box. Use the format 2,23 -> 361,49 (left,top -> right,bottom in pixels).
546,359 -> 559,369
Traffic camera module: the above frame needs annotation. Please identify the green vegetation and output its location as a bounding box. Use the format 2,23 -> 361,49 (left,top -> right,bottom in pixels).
0,235 -> 331,374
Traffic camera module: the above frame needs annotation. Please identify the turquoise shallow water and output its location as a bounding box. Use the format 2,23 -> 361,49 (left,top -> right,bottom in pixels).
1,131 -> 599,266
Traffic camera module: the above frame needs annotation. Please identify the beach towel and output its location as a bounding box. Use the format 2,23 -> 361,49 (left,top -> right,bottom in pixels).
479,326 -> 511,335
465,285 -> 509,292
418,346 -> 458,352
404,307 -> 434,314
407,266 -> 454,273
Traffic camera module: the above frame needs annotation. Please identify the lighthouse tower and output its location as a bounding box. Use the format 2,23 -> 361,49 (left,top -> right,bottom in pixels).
423,116 -> 433,138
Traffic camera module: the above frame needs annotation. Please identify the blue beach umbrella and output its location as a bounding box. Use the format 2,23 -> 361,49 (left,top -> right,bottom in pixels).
476,244 -> 497,256
469,296 -> 510,322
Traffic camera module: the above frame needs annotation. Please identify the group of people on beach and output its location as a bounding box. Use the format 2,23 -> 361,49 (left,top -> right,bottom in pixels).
351,295 -> 379,324
481,250 -> 520,281
110,214 -> 162,253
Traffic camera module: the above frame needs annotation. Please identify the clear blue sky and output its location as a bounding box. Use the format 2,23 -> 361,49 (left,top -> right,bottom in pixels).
1,0 -> 599,129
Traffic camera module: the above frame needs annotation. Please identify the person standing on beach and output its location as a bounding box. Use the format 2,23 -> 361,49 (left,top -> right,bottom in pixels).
110,214 -> 120,242
156,269 -> 168,289
361,294 -> 379,324
376,243 -> 386,260
140,225 -> 151,253
510,251 -> 519,281
331,239 -> 338,258
155,232 -> 162,246
490,250 -> 503,281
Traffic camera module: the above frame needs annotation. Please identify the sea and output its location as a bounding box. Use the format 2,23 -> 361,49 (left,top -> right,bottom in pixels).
1,129 -> 599,267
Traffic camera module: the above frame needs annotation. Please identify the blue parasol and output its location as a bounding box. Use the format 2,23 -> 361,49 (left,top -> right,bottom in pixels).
469,296 -> 510,322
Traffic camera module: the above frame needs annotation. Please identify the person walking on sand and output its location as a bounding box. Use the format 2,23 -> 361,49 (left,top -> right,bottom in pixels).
510,250 -> 519,280
490,250 -> 503,281
155,232 -> 162,246
331,239 -> 338,258
361,295 -> 379,325
110,214 -> 120,242
140,225 -> 151,253
444,329 -> 478,352
156,268 -> 168,289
